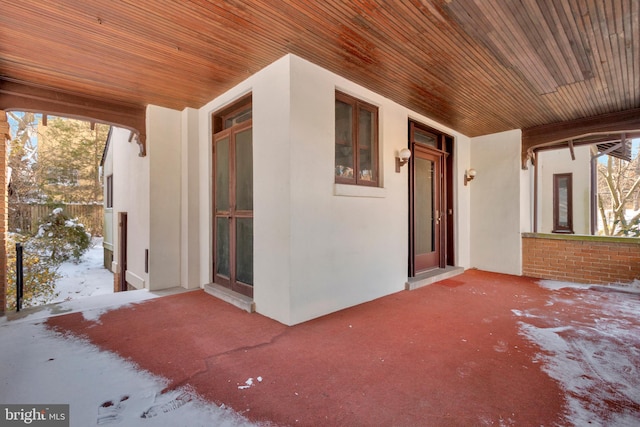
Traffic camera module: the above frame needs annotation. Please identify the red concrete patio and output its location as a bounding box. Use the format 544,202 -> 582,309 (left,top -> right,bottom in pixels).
46,270 -> 640,426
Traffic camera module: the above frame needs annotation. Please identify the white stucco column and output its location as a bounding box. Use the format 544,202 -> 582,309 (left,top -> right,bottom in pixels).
148,105 -> 182,290
470,129 -> 523,275
181,108 -> 201,289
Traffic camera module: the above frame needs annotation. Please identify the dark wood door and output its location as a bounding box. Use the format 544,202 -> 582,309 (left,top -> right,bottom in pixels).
412,147 -> 443,272
213,120 -> 254,297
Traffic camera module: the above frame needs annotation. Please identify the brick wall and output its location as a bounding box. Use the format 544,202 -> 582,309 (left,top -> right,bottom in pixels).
0,111 -> 9,314
522,233 -> 640,284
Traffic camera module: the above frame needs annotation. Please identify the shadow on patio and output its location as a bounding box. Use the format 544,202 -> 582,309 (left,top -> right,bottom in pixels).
45,269 -> 640,426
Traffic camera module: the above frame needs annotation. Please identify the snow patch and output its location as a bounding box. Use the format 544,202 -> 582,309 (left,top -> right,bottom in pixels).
516,285 -> 640,425
0,320 -> 256,426
539,279 -> 640,294
2,288 -> 161,325
238,376 -> 263,390
52,238 -> 114,304
538,280 -> 591,291
510,309 -> 539,318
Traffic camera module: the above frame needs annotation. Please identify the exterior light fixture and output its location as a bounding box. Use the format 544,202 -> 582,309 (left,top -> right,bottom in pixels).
396,148 -> 412,172
464,168 -> 477,186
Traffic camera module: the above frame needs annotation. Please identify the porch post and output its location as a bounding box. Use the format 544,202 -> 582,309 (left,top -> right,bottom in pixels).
0,110 -> 10,315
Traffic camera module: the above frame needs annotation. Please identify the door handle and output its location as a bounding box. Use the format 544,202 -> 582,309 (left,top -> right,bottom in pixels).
435,209 -> 440,224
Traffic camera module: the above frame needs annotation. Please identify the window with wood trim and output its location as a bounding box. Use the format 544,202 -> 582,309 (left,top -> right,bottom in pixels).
335,91 -> 379,186
553,173 -> 573,233
106,174 -> 113,208
213,94 -> 252,133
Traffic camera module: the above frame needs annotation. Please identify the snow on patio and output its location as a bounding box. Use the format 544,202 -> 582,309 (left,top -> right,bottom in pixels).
513,280 -> 640,426
0,238 -> 257,426
0,294 -> 257,426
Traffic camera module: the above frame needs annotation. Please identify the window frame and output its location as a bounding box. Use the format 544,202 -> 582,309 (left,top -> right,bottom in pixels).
213,93 -> 252,134
335,91 -> 379,187
106,174 -> 113,208
552,173 -> 573,233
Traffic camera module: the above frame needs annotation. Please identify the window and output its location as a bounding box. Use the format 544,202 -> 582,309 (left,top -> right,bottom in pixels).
106,174 -> 113,208
335,91 -> 379,186
553,173 -> 573,233
213,93 -> 252,133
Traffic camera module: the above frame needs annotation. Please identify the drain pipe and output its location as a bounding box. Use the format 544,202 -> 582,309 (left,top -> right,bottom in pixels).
15,242 -> 23,312
533,151 -> 538,233
590,153 -> 597,235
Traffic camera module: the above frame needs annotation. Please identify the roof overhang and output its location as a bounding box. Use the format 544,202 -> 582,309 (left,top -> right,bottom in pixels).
0,77 -> 147,156
522,108 -> 640,168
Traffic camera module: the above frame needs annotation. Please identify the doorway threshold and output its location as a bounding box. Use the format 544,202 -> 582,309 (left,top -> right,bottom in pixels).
204,283 -> 255,313
405,266 -> 464,291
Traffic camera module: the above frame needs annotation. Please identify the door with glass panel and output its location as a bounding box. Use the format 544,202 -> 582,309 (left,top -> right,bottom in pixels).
410,123 -> 445,274
213,119 -> 253,298
413,148 -> 443,272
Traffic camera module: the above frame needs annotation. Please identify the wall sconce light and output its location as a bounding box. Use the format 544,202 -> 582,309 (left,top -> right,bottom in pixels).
396,148 -> 412,173
464,168 -> 477,186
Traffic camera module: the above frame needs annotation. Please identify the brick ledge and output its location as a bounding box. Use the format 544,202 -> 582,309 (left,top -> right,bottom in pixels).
522,232 -> 640,245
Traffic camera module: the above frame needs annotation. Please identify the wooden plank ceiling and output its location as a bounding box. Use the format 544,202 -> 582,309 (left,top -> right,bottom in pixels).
0,0 -> 638,138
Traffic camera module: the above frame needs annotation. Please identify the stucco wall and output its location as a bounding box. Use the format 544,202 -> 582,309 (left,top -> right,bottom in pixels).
181,108 -> 201,289
102,133 -> 114,270
252,57 -> 294,323
470,129 -> 523,276
288,57 -> 409,323
456,131 -> 473,268
147,105 -> 182,290
198,54 -> 472,325
106,127 -> 150,289
537,146 -> 591,234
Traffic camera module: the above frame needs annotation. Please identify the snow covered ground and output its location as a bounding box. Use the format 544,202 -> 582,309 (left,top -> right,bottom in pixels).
0,293 -> 257,426
0,319 -> 257,426
513,280 -> 640,426
0,238 -> 257,426
50,237 -> 114,303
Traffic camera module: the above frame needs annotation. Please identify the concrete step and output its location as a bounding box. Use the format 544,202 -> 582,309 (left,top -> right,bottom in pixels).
204,283 -> 255,313
405,266 -> 465,290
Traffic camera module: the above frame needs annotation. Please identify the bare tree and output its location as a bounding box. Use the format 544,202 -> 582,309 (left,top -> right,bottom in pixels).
597,145 -> 640,236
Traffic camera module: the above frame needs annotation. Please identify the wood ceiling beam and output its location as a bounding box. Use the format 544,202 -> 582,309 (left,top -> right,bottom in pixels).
0,77 -> 147,156
521,108 -> 640,168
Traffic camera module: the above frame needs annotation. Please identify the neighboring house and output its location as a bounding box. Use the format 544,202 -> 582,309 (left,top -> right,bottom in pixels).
101,132 -> 114,272
536,146 -> 592,235
535,140 -> 639,236
101,127 -> 150,292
